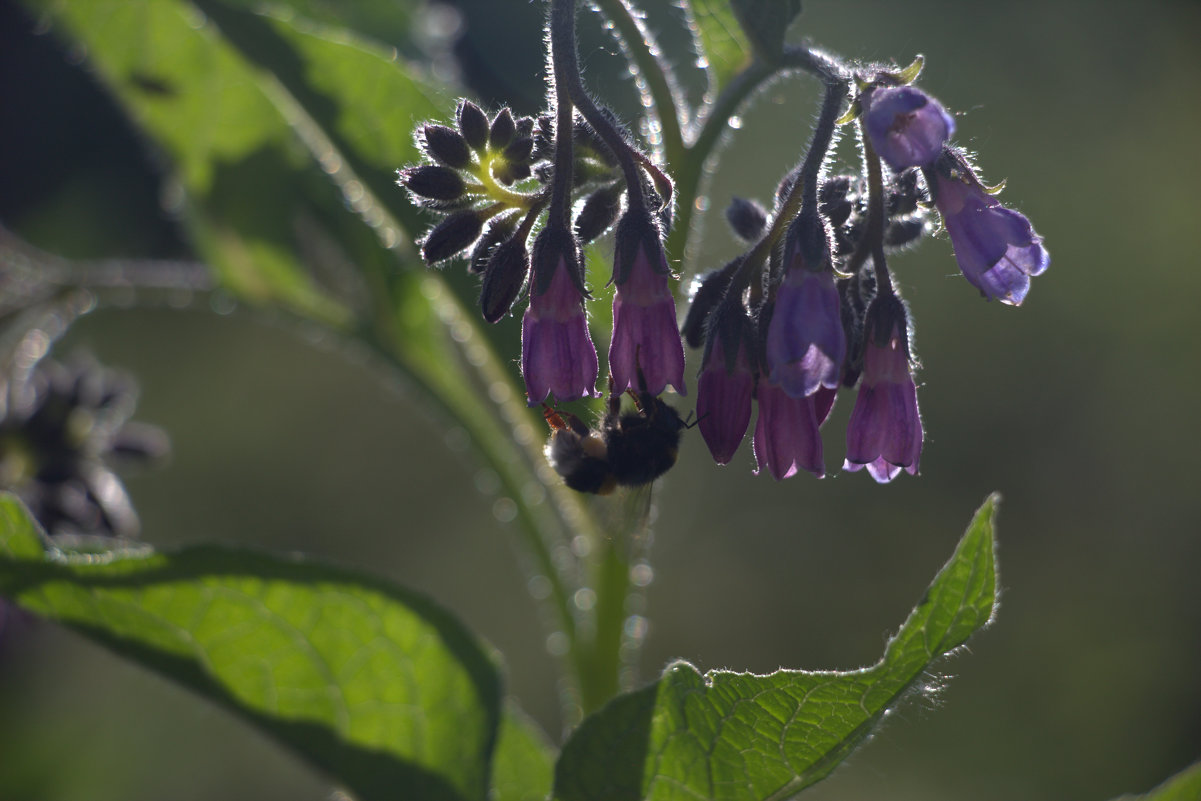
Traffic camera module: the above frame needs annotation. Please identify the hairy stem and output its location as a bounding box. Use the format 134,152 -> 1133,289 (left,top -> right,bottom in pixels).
667,45 -> 848,272
551,0 -> 647,210
851,116 -> 894,295
589,0 -> 686,166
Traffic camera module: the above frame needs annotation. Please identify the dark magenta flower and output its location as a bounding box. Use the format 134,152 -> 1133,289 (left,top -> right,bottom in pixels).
696,310 -> 754,465
844,297 -> 922,483
521,225 -> 599,404
931,152 -> 1049,305
765,220 -> 845,398
752,378 -> 826,480
609,208 -> 686,397
863,85 -> 955,171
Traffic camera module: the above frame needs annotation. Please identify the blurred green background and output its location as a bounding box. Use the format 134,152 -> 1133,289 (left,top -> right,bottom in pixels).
1,0 -> 1199,799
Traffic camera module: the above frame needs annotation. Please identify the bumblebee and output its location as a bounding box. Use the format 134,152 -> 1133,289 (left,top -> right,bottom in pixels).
543,378 -> 690,495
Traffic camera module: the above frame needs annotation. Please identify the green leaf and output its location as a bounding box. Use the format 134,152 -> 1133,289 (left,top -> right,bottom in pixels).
25,0 -> 446,323
492,703 -> 557,801
0,495 -> 502,801
1116,762 -> 1201,801
686,0 -> 751,91
552,494 -> 1001,801
730,0 -> 802,63
213,0 -> 420,52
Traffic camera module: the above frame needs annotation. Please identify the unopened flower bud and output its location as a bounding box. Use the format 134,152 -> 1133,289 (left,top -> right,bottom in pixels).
887,169 -> 923,216
421,210 -> 484,265
680,258 -> 739,349
532,115 -> 554,160
421,124 -> 472,169
725,196 -> 768,242
398,165 -> 467,202
885,217 -> 927,249
820,175 -> 857,228
574,185 -> 622,243
457,99 -> 489,151
469,213 -> 519,274
480,238 -> 530,323
503,136 -> 535,164
493,162 -> 531,186
489,108 -> 516,150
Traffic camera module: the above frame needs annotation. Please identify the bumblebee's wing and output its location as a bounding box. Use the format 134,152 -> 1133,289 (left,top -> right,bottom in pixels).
591,482 -> 657,551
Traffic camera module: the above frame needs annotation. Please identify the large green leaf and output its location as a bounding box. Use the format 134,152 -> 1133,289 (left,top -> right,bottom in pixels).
730,0 -> 802,63
552,494 -> 1000,800
0,495 -> 502,801
25,0 -> 589,682
25,0 -> 446,322
686,0 -> 751,91
1117,762 -> 1201,801
493,703 -> 557,801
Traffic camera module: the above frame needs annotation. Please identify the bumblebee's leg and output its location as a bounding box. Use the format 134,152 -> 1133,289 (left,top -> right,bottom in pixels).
542,403 -> 566,430
605,373 -> 622,419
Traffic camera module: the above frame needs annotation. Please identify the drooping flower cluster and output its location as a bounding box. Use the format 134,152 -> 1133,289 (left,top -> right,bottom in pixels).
686,64 -> 1048,483
0,354 -> 168,537
399,70 -> 685,409
399,25 -> 1047,491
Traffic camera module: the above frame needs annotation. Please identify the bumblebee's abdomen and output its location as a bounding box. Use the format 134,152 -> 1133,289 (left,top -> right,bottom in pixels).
606,429 -> 680,487
546,429 -> 617,494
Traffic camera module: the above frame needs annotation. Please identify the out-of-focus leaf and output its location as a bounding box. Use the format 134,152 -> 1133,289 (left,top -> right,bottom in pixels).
26,0 -> 587,712
730,0 -> 802,63
1116,762 -> 1201,801
492,702 -> 557,801
23,0 -> 445,323
552,494 -> 1000,801
0,494 -> 502,801
686,0 -> 750,92
214,0 -> 419,51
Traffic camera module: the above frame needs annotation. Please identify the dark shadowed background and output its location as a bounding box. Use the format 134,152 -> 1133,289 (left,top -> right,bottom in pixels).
1,1 -> 1199,799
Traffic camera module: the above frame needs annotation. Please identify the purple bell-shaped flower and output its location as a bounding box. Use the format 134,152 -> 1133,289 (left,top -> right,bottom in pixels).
930,149 -> 1050,306
521,225 -> 600,404
844,296 -> 922,483
609,208 -> 687,397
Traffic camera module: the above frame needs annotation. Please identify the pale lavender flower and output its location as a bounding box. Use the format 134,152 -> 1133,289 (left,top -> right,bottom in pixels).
931,151 -> 1049,305
765,235 -> 845,398
863,85 -> 955,171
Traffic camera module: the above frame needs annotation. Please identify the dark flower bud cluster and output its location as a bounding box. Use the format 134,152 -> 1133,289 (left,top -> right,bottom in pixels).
688,60 -> 1049,483
398,2 -> 687,422
0,354 -> 168,538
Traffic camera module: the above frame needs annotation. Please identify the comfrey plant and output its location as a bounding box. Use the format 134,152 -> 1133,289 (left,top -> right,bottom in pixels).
9,2 -> 1189,801
401,14 -> 1047,489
